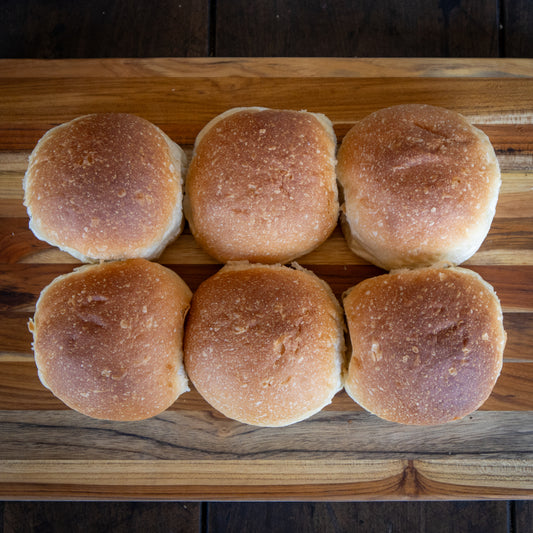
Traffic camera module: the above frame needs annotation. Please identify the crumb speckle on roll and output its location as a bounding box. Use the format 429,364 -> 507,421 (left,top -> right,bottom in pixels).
183,262 -> 345,426
29,259 -> 192,421
23,113 -> 186,262
337,104 -> 501,270
343,266 -> 506,425
184,107 -> 339,263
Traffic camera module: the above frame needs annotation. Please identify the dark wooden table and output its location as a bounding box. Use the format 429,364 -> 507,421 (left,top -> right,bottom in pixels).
0,1 -> 532,532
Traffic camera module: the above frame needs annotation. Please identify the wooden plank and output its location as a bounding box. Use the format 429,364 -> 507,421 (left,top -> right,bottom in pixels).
0,453 -> 531,500
504,0 -> 533,58
340,501 -> 509,533
2,263 -> 532,313
0,77 -> 532,150
503,314 -> 533,361
2,501 -> 201,533
480,125 -> 533,155
0,316 -> 32,354
1,409 -> 533,459
207,501 -> 510,533
0,0 -> 209,59
476,218 -> 533,259
515,500 -> 533,533
415,456 -> 533,495
1,58 -> 532,79
0,360 -> 531,411
2,217 -> 533,267
214,0 -> 499,57
0,480 -> 531,501
495,171 -> 533,217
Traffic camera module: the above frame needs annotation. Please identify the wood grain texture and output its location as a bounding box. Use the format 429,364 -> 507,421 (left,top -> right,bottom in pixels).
215,0 -> 499,57
0,453 -> 532,500
2,410 -> 533,459
0,0 -> 209,58
2,263 -> 532,312
0,58 -> 532,501
504,0 -> 533,58
0,362 -> 531,412
515,500 -> 533,533
1,57 -> 532,78
208,501 -> 510,533
2,501 -> 200,533
1,77 -> 532,151
2,214 -> 533,267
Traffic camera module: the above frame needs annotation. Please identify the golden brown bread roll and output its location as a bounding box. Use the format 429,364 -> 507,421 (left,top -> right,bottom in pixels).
183,262 -> 345,426
23,113 -> 186,262
184,107 -> 339,263
29,259 -> 192,421
343,266 -> 506,425
337,104 -> 501,270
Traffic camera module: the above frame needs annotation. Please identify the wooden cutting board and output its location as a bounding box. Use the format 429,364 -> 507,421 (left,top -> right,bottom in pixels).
0,58 -> 532,501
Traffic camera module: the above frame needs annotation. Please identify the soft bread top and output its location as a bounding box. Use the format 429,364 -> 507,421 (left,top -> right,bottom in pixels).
23,113 -> 186,262
184,262 -> 345,426
343,266 -> 506,425
184,107 -> 339,263
337,104 -> 501,270
29,259 -> 192,421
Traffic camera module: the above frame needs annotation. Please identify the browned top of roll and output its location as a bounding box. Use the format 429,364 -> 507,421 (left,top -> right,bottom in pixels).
23,113 -> 185,262
30,259 -> 192,421
343,266 -> 506,425
184,107 -> 338,263
183,262 -> 345,426
337,104 -> 501,270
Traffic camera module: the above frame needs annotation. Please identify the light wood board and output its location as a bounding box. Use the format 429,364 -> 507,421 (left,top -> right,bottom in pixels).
0,58 -> 532,500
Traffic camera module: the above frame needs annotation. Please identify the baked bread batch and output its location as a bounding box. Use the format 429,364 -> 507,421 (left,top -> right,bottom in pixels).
26,105 -> 506,425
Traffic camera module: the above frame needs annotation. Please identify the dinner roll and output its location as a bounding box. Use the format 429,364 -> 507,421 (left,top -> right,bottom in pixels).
343,266 -> 506,425
29,259 -> 192,421
184,262 -> 345,426
23,113 -> 186,262
337,104 -> 501,270
184,107 -> 339,263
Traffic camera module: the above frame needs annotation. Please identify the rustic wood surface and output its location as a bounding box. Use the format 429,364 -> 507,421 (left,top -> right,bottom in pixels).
207,501 -> 512,533
1,0 -> 533,528
0,58 -> 532,504
214,0 -> 500,57
504,0 -> 533,58
1,501 -> 201,533
0,0 -> 210,59
0,500 -> 514,533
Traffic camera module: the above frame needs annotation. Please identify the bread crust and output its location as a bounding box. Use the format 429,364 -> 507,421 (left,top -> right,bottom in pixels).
343,266 -> 506,425
23,113 -> 186,262
337,104 -> 501,270
183,262 -> 345,426
184,107 -> 339,263
29,259 -> 192,421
